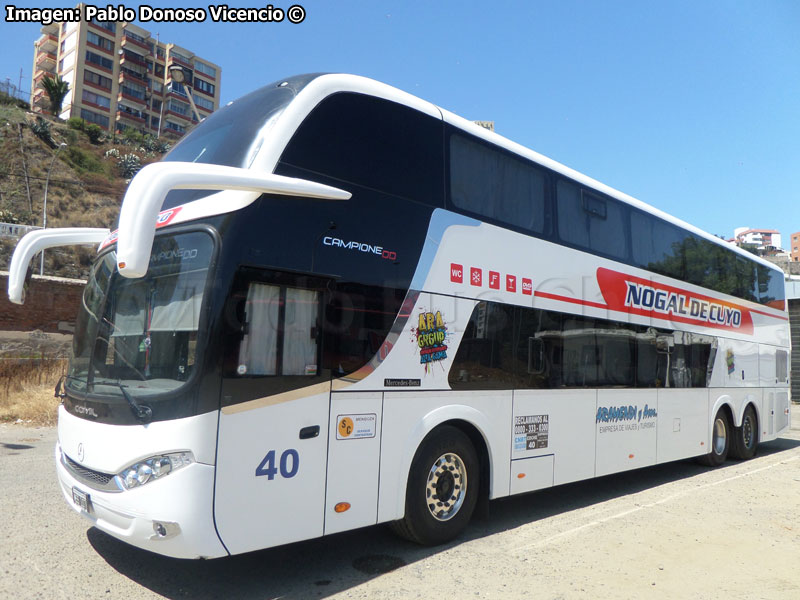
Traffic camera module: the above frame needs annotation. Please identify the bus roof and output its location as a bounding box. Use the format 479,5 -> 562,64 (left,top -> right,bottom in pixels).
263,74 -> 783,275
114,73 -> 783,279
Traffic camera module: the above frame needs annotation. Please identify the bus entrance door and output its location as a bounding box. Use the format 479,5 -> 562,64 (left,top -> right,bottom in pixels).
213,383 -> 331,555
213,275 -> 332,554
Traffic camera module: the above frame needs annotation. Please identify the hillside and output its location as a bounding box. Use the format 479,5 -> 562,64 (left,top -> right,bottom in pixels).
0,92 -> 177,279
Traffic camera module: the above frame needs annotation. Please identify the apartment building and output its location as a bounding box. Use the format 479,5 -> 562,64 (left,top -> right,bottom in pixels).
31,5 -> 221,137
733,227 -> 782,251
790,231 -> 800,262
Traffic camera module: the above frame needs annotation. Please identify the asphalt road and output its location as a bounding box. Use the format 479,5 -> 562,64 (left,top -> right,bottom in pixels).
2,409 -> 800,600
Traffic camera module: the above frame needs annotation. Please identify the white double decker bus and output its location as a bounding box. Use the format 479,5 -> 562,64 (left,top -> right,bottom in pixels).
8,74 -> 790,559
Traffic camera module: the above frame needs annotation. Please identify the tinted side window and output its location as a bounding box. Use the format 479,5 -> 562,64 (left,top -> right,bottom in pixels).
557,180 -> 627,260
449,302 -> 516,389
323,282 -> 406,377
450,302 -> 715,391
630,210 -> 686,280
449,134 -> 547,234
279,92 -> 444,205
734,255 -> 758,302
757,264 -> 786,310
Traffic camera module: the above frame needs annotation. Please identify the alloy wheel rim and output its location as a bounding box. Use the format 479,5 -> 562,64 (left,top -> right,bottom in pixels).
713,417 -> 727,455
425,452 -> 467,522
742,415 -> 754,449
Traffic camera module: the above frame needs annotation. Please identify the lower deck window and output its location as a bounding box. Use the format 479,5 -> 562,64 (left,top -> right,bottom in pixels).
450,301 -> 715,390
238,283 -> 320,376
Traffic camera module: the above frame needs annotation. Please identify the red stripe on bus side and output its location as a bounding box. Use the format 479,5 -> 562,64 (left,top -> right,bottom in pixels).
533,291 -> 608,310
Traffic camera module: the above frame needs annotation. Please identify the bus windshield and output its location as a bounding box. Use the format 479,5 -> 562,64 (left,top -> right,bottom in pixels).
158,73 -> 320,210
67,231 -> 214,401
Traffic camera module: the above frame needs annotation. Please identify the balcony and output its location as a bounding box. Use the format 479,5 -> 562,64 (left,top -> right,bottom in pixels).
36,34 -> 58,54
120,50 -> 147,68
119,68 -> 150,88
33,90 -> 48,107
118,89 -> 147,107
116,108 -> 147,125
168,54 -> 193,69
40,23 -> 58,36
164,108 -> 191,123
36,51 -> 57,70
121,32 -> 152,53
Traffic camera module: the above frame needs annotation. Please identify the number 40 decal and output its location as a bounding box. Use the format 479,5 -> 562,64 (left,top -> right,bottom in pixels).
255,449 -> 299,480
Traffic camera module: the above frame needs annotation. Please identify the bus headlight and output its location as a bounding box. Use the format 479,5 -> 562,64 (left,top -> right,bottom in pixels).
115,452 -> 194,490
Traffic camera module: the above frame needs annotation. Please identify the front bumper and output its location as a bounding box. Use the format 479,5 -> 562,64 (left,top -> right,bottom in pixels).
55,442 -> 227,559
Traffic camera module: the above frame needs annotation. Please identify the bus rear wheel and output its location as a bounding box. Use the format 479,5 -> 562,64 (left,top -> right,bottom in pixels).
698,409 -> 730,467
730,405 -> 758,460
391,425 -> 479,546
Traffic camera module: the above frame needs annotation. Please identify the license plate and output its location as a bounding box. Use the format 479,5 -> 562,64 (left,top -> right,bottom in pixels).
72,487 -> 91,513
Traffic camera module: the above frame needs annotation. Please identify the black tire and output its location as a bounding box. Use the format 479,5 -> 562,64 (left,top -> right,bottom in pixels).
698,408 -> 730,467
730,405 -> 759,460
390,425 -> 479,546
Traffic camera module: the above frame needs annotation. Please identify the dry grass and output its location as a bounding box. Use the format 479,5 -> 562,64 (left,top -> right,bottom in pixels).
0,357 -> 67,426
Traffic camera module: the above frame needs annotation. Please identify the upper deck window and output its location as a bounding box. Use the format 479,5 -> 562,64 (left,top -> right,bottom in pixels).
279,92 -> 444,206
449,134 -> 547,235
630,210 -> 687,280
557,180 -> 627,260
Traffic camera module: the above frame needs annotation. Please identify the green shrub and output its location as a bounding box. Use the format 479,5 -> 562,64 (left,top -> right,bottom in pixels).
31,116 -> 55,147
122,128 -> 144,146
118,153 -> 141,178
63,129 -> 79,145
85,123 -> 103,144
65,146 -> 104,174
66,117 -> 84,131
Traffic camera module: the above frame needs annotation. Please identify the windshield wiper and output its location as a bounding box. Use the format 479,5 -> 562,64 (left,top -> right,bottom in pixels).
117,381 -> 153,424
57,374 -> 153,423
55,374 -> 85,399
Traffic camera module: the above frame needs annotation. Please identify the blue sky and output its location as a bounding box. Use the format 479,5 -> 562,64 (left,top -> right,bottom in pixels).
2,0 -> 799,240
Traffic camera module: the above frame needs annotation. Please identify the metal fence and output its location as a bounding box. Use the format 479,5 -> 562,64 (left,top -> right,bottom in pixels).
0,222 -> 41,239
0,79 -> 31,103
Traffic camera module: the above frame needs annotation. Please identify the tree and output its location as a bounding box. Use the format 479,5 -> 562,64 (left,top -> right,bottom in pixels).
40,75 -> 69,116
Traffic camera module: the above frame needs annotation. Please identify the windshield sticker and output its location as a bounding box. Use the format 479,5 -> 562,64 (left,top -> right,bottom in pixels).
99,206 -> 185,250
156,206 -> 182,228
150,247 -> 199,264
413,310 -> 449,373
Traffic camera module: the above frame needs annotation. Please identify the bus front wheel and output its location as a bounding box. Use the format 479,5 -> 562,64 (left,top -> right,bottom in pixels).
391,425 -> 479,545
730,405 -> 758,460
698,409 -> 730,467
